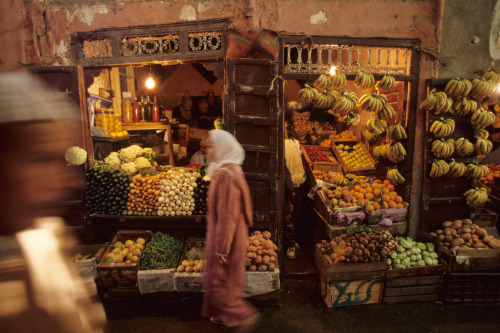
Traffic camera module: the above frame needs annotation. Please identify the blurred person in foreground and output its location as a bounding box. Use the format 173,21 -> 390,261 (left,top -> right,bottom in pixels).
0,72 -> 106,332
202,130 -> 260,332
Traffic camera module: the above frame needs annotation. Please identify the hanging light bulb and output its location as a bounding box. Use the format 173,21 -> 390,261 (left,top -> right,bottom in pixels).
145,76 -> 155,89
329,65 -> 337,76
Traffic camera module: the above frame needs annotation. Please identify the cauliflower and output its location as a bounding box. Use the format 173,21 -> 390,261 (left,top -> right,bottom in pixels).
134,156 -> 152,169
120,162 -> 138,174
104,152 -> 121,168
141,147 -> 158,162
119,145 -> 143,163
64,146 -> 87,166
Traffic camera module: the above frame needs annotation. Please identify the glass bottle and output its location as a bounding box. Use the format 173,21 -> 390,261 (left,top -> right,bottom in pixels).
132,97 -> 140,122
152,95 -> 160,122
145,96 -> 152,122
139,96 -> 146,122
121,98 -> 133,123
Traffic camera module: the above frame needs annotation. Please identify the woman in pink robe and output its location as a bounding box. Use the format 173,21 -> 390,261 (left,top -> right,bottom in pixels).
202,130 -> 260,331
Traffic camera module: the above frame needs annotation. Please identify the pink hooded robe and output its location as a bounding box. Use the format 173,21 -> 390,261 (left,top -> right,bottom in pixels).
201,130 -> 257,327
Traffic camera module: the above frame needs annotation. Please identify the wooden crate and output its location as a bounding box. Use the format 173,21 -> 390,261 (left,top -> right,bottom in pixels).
440,227 -> 500,272
383,263 -> 445,304
312,190 -> 365,227
365,208 -> 408,225
331,140 -> 376,176
441,272 -> 500,304
97,230 -> 152,289
302,145 -> 337,166
173,238 -> 205,292
315,243 -> 385,308
322,220 -> 407,239
471,209 -> 498,228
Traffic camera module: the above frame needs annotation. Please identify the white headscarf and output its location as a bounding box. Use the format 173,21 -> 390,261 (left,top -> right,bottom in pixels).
206,130 -> 245,179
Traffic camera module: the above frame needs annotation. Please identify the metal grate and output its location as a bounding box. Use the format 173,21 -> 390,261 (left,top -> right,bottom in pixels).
121,35 -> 180,57
72,19 -> 228,66
188,31 -> 222,53
284,43 -> 412,75
83,39 -> 112,59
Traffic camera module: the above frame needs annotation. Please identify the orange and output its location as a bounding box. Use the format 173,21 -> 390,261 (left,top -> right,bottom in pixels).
395,195 -> 403,203
365,186 -> 373,193
365,192 -> 374,200
387,184 -> 395,191
373,188 -> 382,196
353,185 -> 361,191
381,187 -> 390,195
359,178 -> 366,185
383,179 -> 391,186
365,204 -> 374,212
372,202 -> 381,210
388,200 -> 397,208
396,203 -> 404,208
359,188 -> 367,195
381,194 -> 391,202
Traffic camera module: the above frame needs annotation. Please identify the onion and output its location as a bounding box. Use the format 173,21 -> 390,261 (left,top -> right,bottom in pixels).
379,218 -> 393,226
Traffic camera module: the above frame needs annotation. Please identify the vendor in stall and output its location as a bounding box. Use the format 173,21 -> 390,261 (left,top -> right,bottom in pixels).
172,91 -> 197,125
190,136 -> 213,166
195,97 -> 217,130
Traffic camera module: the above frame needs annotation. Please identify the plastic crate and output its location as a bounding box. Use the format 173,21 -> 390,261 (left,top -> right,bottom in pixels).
441,272 -> 500,304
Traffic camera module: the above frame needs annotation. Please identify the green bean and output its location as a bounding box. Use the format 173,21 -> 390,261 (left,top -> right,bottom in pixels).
140,231 -> 183,270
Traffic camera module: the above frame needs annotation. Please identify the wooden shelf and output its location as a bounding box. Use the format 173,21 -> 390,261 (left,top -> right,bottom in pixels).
122,122 -> 171,130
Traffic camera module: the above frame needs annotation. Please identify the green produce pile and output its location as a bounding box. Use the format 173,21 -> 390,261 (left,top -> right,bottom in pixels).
140,232 -> 184,270
85,163 -> 130,215
387,236 -> 439,269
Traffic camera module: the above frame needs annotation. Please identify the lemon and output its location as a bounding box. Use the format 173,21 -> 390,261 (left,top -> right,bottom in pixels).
135,243 -> 144,251
113,254 -> 124,263
106,253 -> 114,260
112,248 -> 121,254
125,240 -> 134,247
120,248 -> 130,256
114,241 -> 123,249
126,252 -> 133,260
133,249 -> 142,256
136,237 -> 146,245
131,255 -> 139,263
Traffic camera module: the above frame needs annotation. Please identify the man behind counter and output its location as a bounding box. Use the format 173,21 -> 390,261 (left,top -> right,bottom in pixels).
190,136 -> 214,166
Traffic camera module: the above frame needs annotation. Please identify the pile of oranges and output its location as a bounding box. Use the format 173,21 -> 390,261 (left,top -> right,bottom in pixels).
322,178 -> 407,211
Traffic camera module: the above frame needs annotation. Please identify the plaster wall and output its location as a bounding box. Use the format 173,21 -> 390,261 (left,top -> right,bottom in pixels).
439,0 -> 500,78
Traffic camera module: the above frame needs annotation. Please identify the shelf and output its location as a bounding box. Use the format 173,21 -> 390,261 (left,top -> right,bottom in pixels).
92,135 -> 129,142
90,213 -> 206,222
122,122 -> 171,130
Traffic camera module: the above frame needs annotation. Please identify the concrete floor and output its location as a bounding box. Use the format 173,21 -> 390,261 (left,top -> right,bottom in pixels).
103,248 -> 500,333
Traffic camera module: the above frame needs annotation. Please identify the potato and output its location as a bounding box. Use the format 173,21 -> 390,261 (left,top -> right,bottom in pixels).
247,252 -> 257,259
436,229 -> 443,235
185,266 -> 194,273
472,241 -> 487,248
462,219 -> 472,225
444,235 -> 454,242
444,228 -> 453,236
268,263 -> 276,271
442,221 -> 453,228
451,229 -> 458,237
257,264 -> 268,272
462,227 -> 472,234
452,220 -> 463,229
254,255 -> 263,265
451,238 -> 465,247
461,233 -> 471,241
262,255 -> 271,265
483,235 -> 495,244
488,240 -> 500,249
476,228 -> 488,238
248,265 -> 257,272
438,234 -> 445,241
177,265 -> 185,272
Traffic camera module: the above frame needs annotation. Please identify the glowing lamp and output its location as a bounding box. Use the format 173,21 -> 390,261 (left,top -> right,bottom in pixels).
329,65 -> 337,76
145,76 -> 155,89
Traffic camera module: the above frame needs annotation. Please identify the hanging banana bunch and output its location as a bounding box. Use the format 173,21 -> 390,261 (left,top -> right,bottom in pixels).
329,91 -> 358,116
443,78 -> 472,99
429,118 -> 455,138
387,168 -> 405,185
463,187 -> 489,208
431,138 -> 455,159
375,104 -> 396,120
454,138 -> 475,157
313,73 -> 332,90
297,84 -> 318,104
387,142 -> 407,163
366,117 -> 388,135
376,74 -> 396,91
452,97 -> 477,117
314,89 -> 339,109
372,143 -> 390,160
359,92 -> 388,113
354,71 -> 376,89
420,89 -> 448,112
344,112 -> 361,127
329,73 -> 347,89
470,108 -> 495,130
387,123 -> 408,141
465,163 -> 490,181
363,129 -> 378,143
473,136 -> 493,155
470,78 -> 494,100
446,159 -> 467,178
482,68 -> 500,84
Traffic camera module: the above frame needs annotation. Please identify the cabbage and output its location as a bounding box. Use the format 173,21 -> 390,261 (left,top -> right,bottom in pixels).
64,146 -> 87,166
104,152 -> 121,168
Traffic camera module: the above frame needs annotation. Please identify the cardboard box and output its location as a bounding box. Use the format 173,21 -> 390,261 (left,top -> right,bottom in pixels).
137,269 -> 177,294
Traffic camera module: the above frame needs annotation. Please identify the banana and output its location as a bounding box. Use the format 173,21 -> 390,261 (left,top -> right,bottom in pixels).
464,187 -> 488,207
420,89 -> 438,110
329,73 -> 347,89
470,78 -> 494,100
363,129 -> 378,143
313,74 -> 331,90
345,112 -> 361,127
298,84 -> 318,104
387,168 -> 405,185
377,74 -> 396,91
482,69 -> 500,84
354,71 -> 376,89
